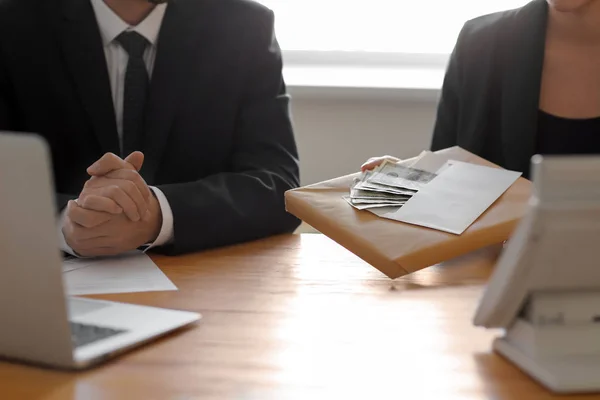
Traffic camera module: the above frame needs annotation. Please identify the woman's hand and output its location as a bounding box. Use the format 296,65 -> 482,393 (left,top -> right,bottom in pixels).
360,155 -> 400,172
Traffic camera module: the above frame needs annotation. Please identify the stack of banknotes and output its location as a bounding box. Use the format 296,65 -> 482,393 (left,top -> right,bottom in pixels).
343,151 -> 446,210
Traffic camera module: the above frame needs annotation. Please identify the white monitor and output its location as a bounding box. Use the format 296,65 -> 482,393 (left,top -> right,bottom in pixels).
474,154 -> 600,328
473,154 -> 600,393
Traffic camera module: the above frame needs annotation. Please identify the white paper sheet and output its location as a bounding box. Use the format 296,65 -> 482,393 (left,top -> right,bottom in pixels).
62,251 -> 177,295
63,258 -> 96,273
373,161 -> 522,234
407,151 -> 451,173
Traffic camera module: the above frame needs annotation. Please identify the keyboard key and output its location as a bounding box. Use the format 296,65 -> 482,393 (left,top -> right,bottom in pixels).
70,322 -> 126,348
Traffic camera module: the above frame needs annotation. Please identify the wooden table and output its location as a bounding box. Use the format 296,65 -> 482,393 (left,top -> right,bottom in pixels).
0,234 -> 595,399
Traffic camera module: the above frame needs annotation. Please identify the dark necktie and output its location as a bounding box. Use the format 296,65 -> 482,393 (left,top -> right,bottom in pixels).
115,31 -> 149,157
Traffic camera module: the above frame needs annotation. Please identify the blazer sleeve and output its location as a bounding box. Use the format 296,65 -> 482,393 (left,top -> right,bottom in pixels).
0,40 -> 78,213
0,44 -> 12,133
156,10 -> 301,255
430,24 -> 470,151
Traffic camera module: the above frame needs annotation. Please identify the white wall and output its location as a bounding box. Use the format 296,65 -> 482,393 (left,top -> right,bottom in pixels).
290,96 -> 439,186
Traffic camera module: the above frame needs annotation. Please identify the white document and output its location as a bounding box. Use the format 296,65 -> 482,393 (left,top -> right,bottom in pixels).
372,161 -> 522,234
62,251 -> 178,295
63,258 -> 97,273
407,151 -> 450,173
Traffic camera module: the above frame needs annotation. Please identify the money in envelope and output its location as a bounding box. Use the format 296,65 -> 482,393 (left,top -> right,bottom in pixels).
344,151 -> 446,210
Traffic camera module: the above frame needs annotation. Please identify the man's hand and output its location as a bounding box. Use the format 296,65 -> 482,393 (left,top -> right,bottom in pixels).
78,152 -> 152,221
62,195 -> 163,257
63,151 -> 163,257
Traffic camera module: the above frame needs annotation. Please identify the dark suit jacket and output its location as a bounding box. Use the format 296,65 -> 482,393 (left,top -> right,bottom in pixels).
431,0 -> 549,178
0,0 -> 301,254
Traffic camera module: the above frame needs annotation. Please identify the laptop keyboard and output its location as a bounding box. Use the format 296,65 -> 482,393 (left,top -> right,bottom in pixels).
70,322 -> 126,348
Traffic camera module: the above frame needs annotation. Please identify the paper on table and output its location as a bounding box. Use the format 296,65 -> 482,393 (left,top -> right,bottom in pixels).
62,258 -> 95,273
372,161 -> 522,234
408,151 -> 450,173
62,251 -> 177,295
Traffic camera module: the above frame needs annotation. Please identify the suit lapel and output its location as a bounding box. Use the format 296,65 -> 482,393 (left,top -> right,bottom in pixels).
61,0 -> 120,155
500,0 -> 548,175
141,0 -> 214,184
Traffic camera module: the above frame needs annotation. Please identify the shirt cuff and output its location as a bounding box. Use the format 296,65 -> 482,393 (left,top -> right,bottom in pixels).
58,205 -> 80,257
146,186 -> 174,250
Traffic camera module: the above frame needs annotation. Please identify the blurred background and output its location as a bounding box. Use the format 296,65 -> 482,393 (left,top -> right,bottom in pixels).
255,0 -> 530,185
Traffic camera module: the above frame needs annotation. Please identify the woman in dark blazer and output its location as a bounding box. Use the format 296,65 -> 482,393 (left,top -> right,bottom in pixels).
363,0 -> 600,178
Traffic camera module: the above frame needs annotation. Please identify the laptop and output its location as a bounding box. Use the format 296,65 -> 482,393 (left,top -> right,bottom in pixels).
0,132 -> 201,370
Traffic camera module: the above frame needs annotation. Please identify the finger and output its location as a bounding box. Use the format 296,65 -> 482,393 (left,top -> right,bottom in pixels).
104,169 -> 151,202
76,235 -> 134,254
361,159 -> 384,172
66,200 -> 114,228
84,177 -> 148,220
87,152 -> 135,176
384,155 -> 400,162
75,246 -> 122,258
76,235 -> 120,248
62,216 -> 85,252
110,179 -> 147,218
78,195 -> 123,215
62,213 -> 110,254
101,184 -> 142,221
124,151 -> 144,172
360,156 -> 400,172
69,223 -> 109,241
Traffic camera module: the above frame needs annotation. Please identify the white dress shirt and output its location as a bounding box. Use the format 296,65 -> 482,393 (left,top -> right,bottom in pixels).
60,0 -> 174,255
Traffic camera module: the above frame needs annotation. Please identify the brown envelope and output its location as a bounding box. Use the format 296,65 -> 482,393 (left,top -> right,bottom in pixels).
285,147 -> 532,279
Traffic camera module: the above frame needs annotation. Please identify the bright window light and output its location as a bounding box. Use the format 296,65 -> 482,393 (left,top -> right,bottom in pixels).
257,0 -> 530,54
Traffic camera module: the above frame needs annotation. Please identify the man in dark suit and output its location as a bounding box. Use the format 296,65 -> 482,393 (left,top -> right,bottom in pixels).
0,0 -> 301,257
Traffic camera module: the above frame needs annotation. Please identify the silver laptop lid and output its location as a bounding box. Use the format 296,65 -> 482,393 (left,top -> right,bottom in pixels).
0,133 -> 73,366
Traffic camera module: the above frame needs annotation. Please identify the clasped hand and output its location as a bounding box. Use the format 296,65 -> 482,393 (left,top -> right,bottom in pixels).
62,152 -> 162,257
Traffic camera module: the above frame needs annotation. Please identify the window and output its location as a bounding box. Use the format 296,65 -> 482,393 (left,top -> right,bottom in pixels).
258,1 -> 529,54
257,1 -> 531,93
